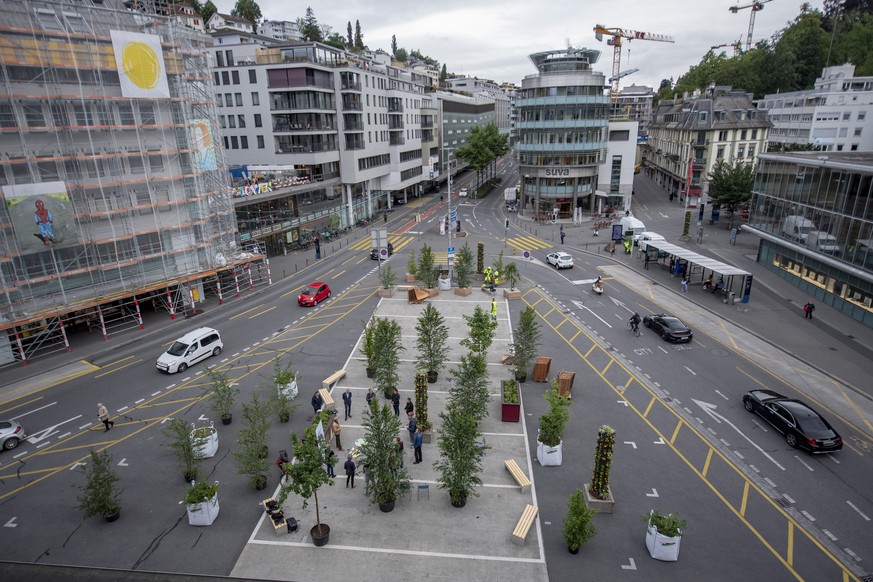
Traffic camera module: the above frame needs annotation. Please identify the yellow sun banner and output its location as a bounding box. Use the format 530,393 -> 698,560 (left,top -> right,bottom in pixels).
110,30 -> 169,99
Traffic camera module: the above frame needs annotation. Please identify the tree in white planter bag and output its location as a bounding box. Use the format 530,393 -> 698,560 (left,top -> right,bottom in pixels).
536,383 -> 572,466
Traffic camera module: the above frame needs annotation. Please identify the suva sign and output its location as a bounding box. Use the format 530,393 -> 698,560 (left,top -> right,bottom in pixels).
545,169 -> 570,176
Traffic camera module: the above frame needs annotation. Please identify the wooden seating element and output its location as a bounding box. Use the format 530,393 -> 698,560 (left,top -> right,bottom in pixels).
512,504 -> 538,546
322,369 -> 346,390
407,287 -> 429,304
533,357 -> 551,382
504,459 -> 531,493
318,388 -> 335,407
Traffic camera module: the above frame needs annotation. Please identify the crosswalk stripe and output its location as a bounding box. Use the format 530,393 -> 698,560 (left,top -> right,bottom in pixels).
349,234 -> 413,252
505,236 -> 553,251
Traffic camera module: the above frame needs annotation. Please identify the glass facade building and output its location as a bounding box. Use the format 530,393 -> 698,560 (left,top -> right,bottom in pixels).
747,152 -> 873,327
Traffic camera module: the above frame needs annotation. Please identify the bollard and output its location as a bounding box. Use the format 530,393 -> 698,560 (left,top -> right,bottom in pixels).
295,263 -> 298,273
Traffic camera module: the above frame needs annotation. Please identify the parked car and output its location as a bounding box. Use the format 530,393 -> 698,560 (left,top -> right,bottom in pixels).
298,282 -> 331,306
370,241 -> 394,260
546,251 -> 574,269
642,314 -> 693,343
742,389 -> 842,453
459,188 -> 468,198
0,419 -> 26,451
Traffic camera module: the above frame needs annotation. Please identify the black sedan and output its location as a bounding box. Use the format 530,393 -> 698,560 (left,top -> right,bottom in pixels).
370,241 -> 394,260
742,389 -> 842,453
642,314 -> 693,343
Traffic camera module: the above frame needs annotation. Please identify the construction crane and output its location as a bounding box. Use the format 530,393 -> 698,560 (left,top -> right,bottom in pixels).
710,40 -> 742,57
729,0 -> 774,51
594,25 -> 675,102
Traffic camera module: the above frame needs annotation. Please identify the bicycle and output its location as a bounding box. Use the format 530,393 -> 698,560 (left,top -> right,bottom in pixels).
627,319 -> 641,337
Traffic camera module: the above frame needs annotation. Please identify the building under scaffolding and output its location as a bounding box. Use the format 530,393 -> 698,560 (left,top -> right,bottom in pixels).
0,0 -> 265,365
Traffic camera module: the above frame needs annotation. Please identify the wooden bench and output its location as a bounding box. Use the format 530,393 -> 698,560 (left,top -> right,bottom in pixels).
322,369 -> 346,390
512,504 -> 538,546
261,497 -> 286,535
407,287 -> 429,304
504,459 -> 531,493
318,388 -> 335,408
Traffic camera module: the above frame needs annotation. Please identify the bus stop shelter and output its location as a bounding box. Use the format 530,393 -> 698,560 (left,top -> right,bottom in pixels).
643,241 -> 754,303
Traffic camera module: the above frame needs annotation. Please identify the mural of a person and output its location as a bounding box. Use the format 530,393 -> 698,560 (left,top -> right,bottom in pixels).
33,199 -> 56,245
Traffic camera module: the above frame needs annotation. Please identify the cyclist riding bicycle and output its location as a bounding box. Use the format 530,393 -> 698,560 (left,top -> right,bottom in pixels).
629,312 -> 641,334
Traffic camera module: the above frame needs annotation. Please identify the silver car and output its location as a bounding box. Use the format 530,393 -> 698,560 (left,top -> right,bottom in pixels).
1,419 -> 25,451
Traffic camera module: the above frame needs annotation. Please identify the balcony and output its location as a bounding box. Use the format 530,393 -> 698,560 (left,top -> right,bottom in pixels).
692,158 -> 705,169
389,134 -> 405,146
342,99 -> 363,111
388,118 -> 404,130
341,81 -> 362,91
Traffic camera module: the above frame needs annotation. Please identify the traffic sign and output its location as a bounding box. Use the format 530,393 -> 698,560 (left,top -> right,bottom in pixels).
447,247 -> 454,254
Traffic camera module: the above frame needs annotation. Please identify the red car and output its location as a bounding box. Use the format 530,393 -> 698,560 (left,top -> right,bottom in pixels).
298,282 -> 331,306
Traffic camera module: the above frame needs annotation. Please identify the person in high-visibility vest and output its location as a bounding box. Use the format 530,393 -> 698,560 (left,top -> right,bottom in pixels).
492,270 -> 500,290
491,298 -> 497,321
483,267 -> 492,289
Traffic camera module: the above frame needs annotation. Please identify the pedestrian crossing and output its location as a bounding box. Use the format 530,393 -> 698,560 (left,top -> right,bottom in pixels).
348,234 -> 415,253
504,236 -> 553,252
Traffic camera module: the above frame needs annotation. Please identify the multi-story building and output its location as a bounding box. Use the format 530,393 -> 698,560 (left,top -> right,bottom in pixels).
644,85 -> 771,207
206,33 -> 427,252
616,84 -> 654,136
759,64 -> 873,152
0,0 -> 245,364
445,77 -> 508,136
598,121 -> 639,211
430,91 -> 496,187
207,13 -> 253,34
169,1 -> 205,32
516,49 -> 610,219
258,20 -> 301,42
746,151 -> 873,328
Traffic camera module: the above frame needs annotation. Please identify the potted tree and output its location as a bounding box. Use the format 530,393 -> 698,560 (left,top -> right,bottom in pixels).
191,421 -> 218,459
77,449 -> 122,522
271,357 -> 298,403
377,264 -> 396,297
360,318 -> 377,379
503,262 -> 521,300
510,306 -> 540,383
233,394 -> 272,490
584,425 -> 616,513
418,244 -> 439,295
204,369 -> 238,425
361,401 -> 411,512
278,426 -> 334,546
450,351 -> 491,423
563,489 -> 598,554
461,305 -> 497,358
184,480 -> 220,526
645,510 -> 686,561
163,417 -> 205,482
434,400 -> 486,507
373,317 -> 404,398
406,249 -> 418,283
453,243 -> 474,296
501,378 -> 520,422
414,370 -> 433,444
536,383 -> 572,466
415,304 -> 449,383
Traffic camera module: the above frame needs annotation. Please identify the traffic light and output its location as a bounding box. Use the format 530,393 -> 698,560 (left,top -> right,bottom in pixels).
505,219 -> 509,229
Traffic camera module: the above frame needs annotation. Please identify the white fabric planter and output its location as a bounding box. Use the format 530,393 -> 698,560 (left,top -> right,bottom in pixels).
277,378 -> 298,400
536,439 -> 563,466
438,276 -> 451,291
645,522 -> 681,561
186,494 -> 220,526
192,424 -> 218,459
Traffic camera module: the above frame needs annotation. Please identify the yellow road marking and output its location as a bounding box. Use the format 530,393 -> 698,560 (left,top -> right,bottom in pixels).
94,359 -> 142,378
332,270 -> 346,279
281,286 -> 304,298
643,396 -> 656,418
249,306 -> 277,319
670,420 -> 682,444
740,481 -> 750,517
702,448 -> 713,477
229,304 -> 265,320
568,330 -> 580,343
0,396 -> 43,415
102,355 -> 135,368
341,256 -> 356,266
787,522 -> 794,566
840,389 -> 873,433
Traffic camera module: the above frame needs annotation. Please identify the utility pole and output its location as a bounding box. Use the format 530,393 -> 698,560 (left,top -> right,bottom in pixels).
444,147 -> 454,284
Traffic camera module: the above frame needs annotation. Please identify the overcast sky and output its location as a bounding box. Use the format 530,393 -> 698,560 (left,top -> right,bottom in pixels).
218,0 -> 824,90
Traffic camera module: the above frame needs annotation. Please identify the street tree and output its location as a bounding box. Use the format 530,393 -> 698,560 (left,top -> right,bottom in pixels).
231,0 -> 261,29
391,35 -> 398,55
707,160 -> 756,228
346,22 -> 353,48
354,20 -> 364,50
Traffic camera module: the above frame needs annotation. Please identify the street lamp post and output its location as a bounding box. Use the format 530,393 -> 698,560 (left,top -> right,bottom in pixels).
443,147 -> 454,284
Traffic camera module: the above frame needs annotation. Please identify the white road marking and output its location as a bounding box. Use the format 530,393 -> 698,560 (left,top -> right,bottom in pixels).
684,366 -> 697,375
617,400 -> 628,406
26,415 -> 83,444
653,438 -> 665,445
714,390 -> 730,401
645,489 -> 659,497
135,399 -> 145,404
572,300 -> 613,328
823,529 -> 837,541
764,477 -> 777,487
623,441 -> 637,449
621,558 -> 637,570
118,458 -> 129,467
693,399 -> 786,471
116,406 -> 128,412
794,455 -> 815,472
57,432 -> 71,439
846,501 -> 871,521
4,518 -> 18,528
801,510 -> 816,522
11,401 -> 57,420
78,423 -> 93,430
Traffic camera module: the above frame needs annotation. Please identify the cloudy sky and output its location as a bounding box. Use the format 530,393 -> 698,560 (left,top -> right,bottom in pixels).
218,0 -> 824,89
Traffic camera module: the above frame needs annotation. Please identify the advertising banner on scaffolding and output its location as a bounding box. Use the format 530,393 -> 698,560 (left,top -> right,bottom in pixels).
190,119 -> 218,171
110,30 -> 170,99
3,181 -> 79,252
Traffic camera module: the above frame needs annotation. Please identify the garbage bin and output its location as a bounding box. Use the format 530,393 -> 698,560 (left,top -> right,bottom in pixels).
725,292 -> 735,305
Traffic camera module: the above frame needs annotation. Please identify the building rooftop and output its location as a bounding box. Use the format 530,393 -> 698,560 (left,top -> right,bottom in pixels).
760,151 -> 873,171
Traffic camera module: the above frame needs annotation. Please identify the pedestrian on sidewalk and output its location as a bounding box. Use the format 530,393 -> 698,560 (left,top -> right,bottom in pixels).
325,449 -> 336,477
803,301 -> 816,320
644,252 -> 650,270
331,417 -> 343,450
404,397 -> 414,417
391,388 -> 400,416
395,436 -> 405,468
342,388 -> 352,420
593,227 -> 599,237
366,387 -> 374,411
311,390 -> 323,415
560,225 -> 565,244
406,411 -> 417,443
681,276 -> 689,294
344,455 -> 356,488
413,429 -> 423,464
491,298 -> 497,321
97,403 -> 114,431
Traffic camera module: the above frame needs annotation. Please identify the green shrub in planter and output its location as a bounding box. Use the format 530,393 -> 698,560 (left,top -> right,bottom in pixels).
511,306 -> 541,379
539,383 -> 572,447
378,264 -> 396,289
233,394 -> 272,489
415,304 -> 449,380
461,305 -> 497,357
163,418 -> 204,481
418,244 -> 439,288
406,249 -> 418,279
645,510 -> 687,538
77,449 -> 122,520
184,480 -> 219,510
455,243 -> 474,288
563,489 -> 597,552
504,262 -> 520,290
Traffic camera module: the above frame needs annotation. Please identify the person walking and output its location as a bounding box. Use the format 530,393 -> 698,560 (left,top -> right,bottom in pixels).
365,387 -> 374,410
560,225 -> 565,244
804,301 -> 816,320
342,388 -> 352,420
325,449 -> 336,478
344,455 -> 356,488
681,276 -> 689,294
593,226 -> 599,237
311,390 -> 323,415
97,403 -> 114,432
413,429 -> 423,464
391,388 -> 400,417
491,298 -> 497,321
644,252 -> 650,270
404,397 -> 414,417
406,410 -> 417,443
395,436 -> 405,468
330,417 -> 343,450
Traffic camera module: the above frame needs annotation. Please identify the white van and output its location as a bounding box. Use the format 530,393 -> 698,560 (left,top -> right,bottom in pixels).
639,232 -> 666,252
620,216 -> 647,242
156,327 -> 223,374
781,215 -> 816,244
806,231 -> 840,255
